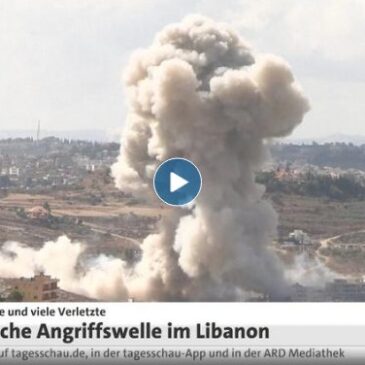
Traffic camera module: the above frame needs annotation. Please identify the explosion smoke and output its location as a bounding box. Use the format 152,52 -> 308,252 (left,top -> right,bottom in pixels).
111,15 -> 309,300
0,237 -> 129,300
0,15 -> 309,301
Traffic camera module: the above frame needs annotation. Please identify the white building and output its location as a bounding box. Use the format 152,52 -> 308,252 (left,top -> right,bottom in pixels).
9,166 -> 20,176
289,230 -> 311,245
85,163 -> 96,172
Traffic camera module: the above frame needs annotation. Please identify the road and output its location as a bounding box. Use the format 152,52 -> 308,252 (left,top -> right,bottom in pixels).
82,222 -> 141,246
317,229 -> 365,265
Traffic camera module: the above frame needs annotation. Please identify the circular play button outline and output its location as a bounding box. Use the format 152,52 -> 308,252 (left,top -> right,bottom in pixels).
153,157 -> 202,207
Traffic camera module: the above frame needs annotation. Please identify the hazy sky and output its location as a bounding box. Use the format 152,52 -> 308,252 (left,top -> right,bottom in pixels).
0,0 -> 365,139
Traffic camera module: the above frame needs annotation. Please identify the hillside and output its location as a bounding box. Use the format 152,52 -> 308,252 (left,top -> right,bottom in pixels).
271,143 -> 365,171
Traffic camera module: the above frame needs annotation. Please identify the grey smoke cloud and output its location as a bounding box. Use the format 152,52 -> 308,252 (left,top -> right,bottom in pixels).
111,15 -> 309,300
0,15 -> 309,301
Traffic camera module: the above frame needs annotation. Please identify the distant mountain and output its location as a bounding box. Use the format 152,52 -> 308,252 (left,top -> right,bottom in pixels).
280,134 -> 365,146
0,129 -> 121,142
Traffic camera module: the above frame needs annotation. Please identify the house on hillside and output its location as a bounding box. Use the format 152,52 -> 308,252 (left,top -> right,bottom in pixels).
7,273 -> 59,301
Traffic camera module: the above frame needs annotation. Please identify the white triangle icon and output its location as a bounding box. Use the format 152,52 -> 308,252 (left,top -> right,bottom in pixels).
170,172 -> 189,193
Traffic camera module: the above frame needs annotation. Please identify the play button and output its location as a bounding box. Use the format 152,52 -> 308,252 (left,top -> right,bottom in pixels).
153,158 -> 202,206
170,172 -> 188,192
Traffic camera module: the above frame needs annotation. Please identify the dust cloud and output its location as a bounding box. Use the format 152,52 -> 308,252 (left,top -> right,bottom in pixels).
1,15 -> 310,301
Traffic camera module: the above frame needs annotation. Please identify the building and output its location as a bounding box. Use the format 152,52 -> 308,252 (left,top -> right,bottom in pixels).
27,206 -> 50,221
326,279 -> 365,302
9,166 -> 20,176
0,279 -> 12,300
290,279 -> 365,302
0,168 -> 8,176
8,273 -> 59,301
290,283 -> 330,302
288,230 -> 311,245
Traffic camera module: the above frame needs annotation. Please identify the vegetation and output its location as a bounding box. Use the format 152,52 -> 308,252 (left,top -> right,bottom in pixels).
15,207 -> 27,219
7,289 -> 23,302
272,142 -> 365,171
43,201 -> 51,212
0,175 -> 11,188
256,171 -> 365,200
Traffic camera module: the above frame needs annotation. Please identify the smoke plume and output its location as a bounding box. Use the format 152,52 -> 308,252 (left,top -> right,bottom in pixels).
0,15 -> 309,301
286,254 -> 339,287
111,15 -> 309,300
0,236 -> 129,300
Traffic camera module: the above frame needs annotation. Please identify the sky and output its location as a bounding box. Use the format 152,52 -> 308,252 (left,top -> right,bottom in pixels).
0,0 -> 365,139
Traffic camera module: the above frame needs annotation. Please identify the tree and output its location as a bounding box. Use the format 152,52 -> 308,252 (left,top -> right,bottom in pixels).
0,175 -> 11,188
16,207 -> 26,219
7,290 -> 23,302
43,201 -> 51,213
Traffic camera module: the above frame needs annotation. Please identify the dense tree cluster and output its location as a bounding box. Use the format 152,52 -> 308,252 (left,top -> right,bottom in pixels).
256,171 -> 365,200
272,143 -> 365,171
